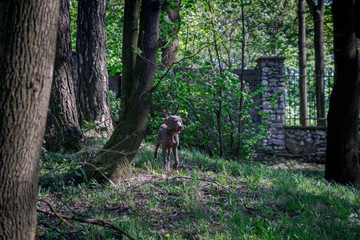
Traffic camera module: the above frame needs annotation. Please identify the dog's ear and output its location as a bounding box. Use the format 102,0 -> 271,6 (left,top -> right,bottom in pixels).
164,116 -> 171,126
163,109 -> 170,118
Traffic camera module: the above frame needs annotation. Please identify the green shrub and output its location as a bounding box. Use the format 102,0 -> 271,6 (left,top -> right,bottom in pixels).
148,65 -> 272,159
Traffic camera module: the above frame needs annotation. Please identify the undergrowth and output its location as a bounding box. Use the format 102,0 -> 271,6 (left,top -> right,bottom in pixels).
37,143 -> 360,240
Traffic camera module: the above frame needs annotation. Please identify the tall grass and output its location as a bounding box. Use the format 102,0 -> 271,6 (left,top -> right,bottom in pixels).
37,143 -> 360,239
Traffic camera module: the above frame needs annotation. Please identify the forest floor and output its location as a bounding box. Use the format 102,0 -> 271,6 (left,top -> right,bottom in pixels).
36,143 -> 360,240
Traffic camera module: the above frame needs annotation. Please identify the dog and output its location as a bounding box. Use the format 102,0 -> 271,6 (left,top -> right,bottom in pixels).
154,115 -> 184,172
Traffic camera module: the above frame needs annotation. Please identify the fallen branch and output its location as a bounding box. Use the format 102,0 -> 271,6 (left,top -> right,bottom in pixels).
39,199 -> 74,228
37,200 -> 135,240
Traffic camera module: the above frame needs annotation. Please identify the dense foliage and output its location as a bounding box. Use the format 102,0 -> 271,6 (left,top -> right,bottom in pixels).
149,67 -> 273,158
69,0 -> 335,156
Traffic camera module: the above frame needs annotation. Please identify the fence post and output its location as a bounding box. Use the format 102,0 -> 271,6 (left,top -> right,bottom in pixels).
256,56 -> 287,153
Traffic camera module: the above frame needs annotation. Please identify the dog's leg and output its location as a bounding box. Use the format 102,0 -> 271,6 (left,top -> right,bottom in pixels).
162,145 -> 170,172
154,142 -> 160,160
162,145 -> 167,171
166,148 -> 171,172
172,145 -> 179,170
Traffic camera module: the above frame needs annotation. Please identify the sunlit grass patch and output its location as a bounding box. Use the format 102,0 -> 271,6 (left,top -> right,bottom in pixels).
37,143 -> 360,240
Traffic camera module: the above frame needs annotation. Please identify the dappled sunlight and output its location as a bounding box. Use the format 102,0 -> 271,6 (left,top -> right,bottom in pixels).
36,144 -> 360,239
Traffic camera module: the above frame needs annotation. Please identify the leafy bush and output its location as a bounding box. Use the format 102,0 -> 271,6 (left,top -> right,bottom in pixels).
148,65 -> 272,159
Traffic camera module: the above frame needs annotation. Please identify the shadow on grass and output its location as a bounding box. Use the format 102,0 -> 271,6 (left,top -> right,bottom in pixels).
38,144 -> 360,239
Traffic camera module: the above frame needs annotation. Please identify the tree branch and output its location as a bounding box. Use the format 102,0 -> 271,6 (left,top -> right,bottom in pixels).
149,19 -> 239,92
38,199 -> 75,228
306,0 -> 325,16
305,0 -> 316,15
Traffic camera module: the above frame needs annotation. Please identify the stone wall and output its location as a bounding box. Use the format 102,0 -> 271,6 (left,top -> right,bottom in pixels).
284,126 -> 360,162
284,126 -> 327,161
233,69 -> 262,125
234,56 -> 359,162
247,56 -> 327,160
255,56 -> 287,154
284,126 -> 327,154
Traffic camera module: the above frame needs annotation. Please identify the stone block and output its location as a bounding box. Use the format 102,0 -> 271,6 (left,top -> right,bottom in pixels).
272,139 -> 285,145
262,67 -> 270,73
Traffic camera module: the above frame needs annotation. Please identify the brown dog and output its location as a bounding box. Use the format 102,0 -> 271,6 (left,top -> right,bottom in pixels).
154,115 -> 184,172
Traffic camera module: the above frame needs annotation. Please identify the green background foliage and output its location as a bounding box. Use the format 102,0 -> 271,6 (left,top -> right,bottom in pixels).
70,0 -> 335,155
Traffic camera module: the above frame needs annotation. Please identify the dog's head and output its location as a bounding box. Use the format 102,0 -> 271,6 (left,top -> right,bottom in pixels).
164,115 -> 184,133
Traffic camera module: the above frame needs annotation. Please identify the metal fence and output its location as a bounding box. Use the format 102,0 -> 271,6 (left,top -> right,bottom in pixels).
285,72 -> 334,126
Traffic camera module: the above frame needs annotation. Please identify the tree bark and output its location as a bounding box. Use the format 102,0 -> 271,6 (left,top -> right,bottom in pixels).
237,2 -> 246,159
0,1 -> 59,239
161,0 -> 181,67
298,0 -> 309,126
325,0 -> 360,188
306,0 -> 326,126
121,0 -> 141,114
87,0 -> 162,183
76,0 -> 113,134
45,0 -> 82,152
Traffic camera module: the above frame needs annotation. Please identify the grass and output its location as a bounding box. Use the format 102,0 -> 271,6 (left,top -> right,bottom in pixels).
37,143 -> 360,240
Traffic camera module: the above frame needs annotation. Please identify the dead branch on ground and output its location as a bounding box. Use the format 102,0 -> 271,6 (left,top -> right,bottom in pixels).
37,199 -> 135,240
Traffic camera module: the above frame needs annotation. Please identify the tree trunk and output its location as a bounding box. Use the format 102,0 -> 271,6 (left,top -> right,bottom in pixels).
45,0 -> 82,152
306,0 -> 326,126
237,2 -> 246,159
87,0 -> 162,183
121,0 -> 140,113
76,0 -> 113,134
0,1 -> 59,239
325,0 -> 360,188
161,0 -> 181,67
298,0 -> 309,126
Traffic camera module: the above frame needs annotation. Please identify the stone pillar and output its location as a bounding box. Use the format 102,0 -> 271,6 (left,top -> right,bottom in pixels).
256,56 -> 286,153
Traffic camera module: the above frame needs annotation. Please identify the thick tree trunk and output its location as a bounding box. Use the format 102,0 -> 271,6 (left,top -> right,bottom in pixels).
87,0 -> 162,183
76,0 -> 113,134
306,0 -> 326,126
161,0 -> 181,67
45,0 -> 82,152
0,1 -> 59,239
121,0 -> 140,113
298,0 -> 309,126
325,0 -> 360,188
